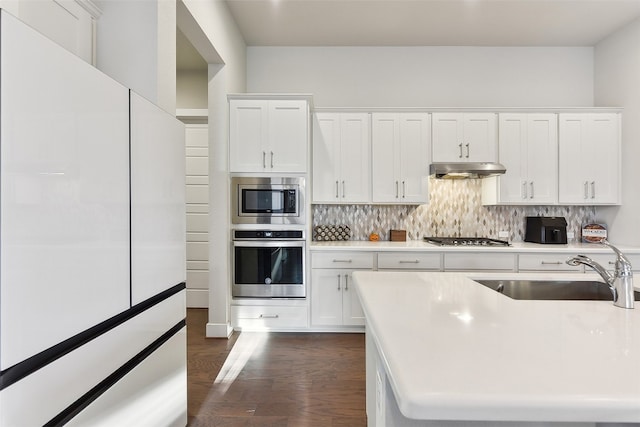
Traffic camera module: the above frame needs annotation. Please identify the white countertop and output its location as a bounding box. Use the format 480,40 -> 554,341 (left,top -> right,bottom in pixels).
311,240 -> 640,253
352,270 -> 640,423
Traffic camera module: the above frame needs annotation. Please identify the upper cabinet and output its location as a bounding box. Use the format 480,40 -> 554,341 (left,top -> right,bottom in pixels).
312,112 -> 371,203
432,113 -> 497,162
372,113 -> 431,204
558,113 -> 621,205
229,97 -> 309,173
483,113 -> 558,205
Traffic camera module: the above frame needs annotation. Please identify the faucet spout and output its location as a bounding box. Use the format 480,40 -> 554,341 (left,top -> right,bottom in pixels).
566,240 -> 634,309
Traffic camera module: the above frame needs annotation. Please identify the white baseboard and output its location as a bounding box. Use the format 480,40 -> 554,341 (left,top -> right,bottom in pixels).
186,289 -> 208,308
206,322 -> 233,338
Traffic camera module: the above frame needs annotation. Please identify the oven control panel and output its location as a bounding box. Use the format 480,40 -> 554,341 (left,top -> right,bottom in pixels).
233,229 -> 304,240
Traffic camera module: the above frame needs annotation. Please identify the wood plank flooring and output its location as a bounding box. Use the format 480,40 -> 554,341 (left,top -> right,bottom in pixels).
187,308 -> 367,426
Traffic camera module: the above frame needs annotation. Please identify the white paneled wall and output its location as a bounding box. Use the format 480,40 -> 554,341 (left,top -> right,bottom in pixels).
185,123 -> 210,307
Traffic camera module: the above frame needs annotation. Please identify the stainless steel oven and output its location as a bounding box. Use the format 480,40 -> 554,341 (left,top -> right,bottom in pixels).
231,176 -> 305,225
232,229 -> 306,298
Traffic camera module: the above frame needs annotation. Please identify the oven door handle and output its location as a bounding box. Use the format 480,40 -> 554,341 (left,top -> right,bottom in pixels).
232,240 -> 305,248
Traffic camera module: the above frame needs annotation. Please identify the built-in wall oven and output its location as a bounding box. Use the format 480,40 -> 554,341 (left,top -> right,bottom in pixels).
232,229 -> 306,298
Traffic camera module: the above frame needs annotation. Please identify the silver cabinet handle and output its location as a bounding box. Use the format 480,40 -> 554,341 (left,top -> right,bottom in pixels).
465,143 -> 470,158
332,259 -> 353,263
345,275 -> 349,291
399,260 -> 420,264
342,181 -> 345,198
259,314 -> 279,319
395,180 -> 399,198
262,151 -> 266,168
591,181 -> 595,199
335,180 -> 339,198
270,151 -> 274,168
584,181 -> 589,199
530,182 -> 534,199
458,143 -> 463,158
522,181 -> 527,199
337,274 -> 341,291
402,180 -> 406,198
541,261 -> 563,265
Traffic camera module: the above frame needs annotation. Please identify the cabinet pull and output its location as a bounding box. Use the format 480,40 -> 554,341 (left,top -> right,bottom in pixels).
458,143 -> 463,158
395,180 -> 399,198
399,260 -> 420,264
522,181 -> 527,199
345,275 -> 349,291
270,151 -> 274,168
332,259 -> 353,263
335,180 -> 339,198
337,274 -> 341,291
342,181 -> 346,198
530,182 -> 534,199
591,181 -> 595,199
259,314 -> 279,319
465,143 -> 470,158
402,180 -> 406,198
584,181 -> 589,199
541,261 -> 563,265
263,151 -> 266,169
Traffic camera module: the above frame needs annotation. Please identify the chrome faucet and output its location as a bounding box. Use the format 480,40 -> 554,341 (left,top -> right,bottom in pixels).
566,240 -> 634,309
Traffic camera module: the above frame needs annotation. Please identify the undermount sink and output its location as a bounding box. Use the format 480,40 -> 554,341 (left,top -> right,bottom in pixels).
474,279 -> 640,301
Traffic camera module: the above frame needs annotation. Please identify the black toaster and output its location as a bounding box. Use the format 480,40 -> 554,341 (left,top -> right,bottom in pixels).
524,216 -> 568,244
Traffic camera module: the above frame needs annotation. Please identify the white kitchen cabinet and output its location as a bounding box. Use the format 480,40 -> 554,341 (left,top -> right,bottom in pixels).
377,252 -> 442,270
231,304 -> 309,331
444,253 -> 516,271
483,113 -> 558,205
432,113 -> 497,163
311,251 -> 374,326
518,253 -> 582,272
229,98 -> 309,173
312,112 -> 370,203
558,113 -> 621,205
372,113 -> 430,204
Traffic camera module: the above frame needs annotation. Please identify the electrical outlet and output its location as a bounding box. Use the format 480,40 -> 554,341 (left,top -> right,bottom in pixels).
567,231 -> 575,240
498,231 -> 509,238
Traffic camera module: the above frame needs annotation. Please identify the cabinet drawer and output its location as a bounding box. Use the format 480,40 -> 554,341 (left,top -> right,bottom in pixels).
586,253 -> 640,272
231,305 -> 308,330
377,252 -> 441,270
518,253 -> 582,272
444,253 -> 515,271
312,251 -> 374,269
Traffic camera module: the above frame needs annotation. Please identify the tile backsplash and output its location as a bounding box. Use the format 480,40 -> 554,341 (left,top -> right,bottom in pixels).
312,179 -> 596,242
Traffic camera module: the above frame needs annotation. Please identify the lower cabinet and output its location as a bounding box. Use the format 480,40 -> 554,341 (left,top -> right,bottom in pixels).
518,253 -> 582,272
310,252 -> 374,327
444,252 -> 516,271
230,304 -> 309,331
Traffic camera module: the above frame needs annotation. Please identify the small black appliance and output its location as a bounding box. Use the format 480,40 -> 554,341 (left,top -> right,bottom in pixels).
524,217 -> 568,244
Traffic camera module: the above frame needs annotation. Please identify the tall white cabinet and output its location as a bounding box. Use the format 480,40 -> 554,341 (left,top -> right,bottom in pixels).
483,113 -> 558,205
0,11 -> 186,426
432,113 -> 497,163
558,113 -> 621,205
371,113 -> 431,204
229,97 -> 309,173
312,112 -> 371,203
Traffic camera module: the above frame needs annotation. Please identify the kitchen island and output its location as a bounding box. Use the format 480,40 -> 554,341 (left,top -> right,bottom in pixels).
352,271 -> 640,427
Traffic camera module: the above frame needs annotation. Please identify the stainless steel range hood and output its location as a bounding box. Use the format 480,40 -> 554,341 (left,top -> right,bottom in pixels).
429,162 -> 506,179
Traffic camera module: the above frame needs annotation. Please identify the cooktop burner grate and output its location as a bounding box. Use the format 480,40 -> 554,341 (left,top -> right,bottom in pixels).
423,237 -> 510,246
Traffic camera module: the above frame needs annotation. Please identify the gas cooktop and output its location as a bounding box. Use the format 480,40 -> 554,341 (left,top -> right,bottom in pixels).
423,237 -> 510,247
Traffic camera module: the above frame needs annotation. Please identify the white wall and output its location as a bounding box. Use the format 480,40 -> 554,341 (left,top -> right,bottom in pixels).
177,70 -> 208,109
247,46 -> 594,107
594,17 -> 640,246
180,0 -> 246,337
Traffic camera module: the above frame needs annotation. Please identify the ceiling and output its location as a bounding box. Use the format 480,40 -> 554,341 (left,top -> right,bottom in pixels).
177,0 -> 640,70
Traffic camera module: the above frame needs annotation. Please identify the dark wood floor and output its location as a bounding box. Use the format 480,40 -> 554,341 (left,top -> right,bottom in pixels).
186,308 -> 367,427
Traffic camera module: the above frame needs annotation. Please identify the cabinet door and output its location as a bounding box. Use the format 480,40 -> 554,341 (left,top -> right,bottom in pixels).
342,272 -> 364,326
312,113 -> 341,202
268,100 -> 308,172
399,114 -> 430,203
526,114 -> 558,204
463,113 -> 497,162
432,113 -> 463,162
311,269 -> 344,326
372,113 -> 400,202
496,114 -> 528,203
229,99 -> 268,172
559,114 -> 620,205
339,113 -> 371,203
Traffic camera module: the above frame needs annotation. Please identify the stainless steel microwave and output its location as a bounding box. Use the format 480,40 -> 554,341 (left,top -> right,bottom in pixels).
231,177 -> 305,224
